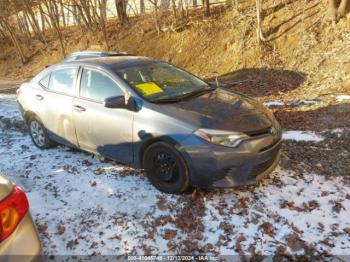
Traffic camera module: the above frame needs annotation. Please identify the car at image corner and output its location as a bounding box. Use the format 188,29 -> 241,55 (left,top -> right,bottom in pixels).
17,56 -> 282,194
0,174 -> 41,261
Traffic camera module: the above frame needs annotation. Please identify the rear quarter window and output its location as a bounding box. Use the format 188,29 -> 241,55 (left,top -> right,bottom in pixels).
48,67 -> 78,95
39,73 -> 51,88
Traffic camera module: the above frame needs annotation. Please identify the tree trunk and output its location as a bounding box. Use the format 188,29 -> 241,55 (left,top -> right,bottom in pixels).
179,0 -> 185,19
327,0 -> 350,21
73,0 -> 92,30
23,1 -> 48,46
23,12 -> 35,37
22,14 -> 32,35
115,0 -> 128,24
0,25 -> 8,40
59,0 -> 66,27
171,0 -> 178,20
338,0 -> 350,17
0,19 -> 27,64
80,0 -> 96,29
328,0 -> 338,20
39,5 -> 46,32
204,0 -> 210,17
148,0 -> 160,33
71,3 -> 84,31
43,0 -> 66,57
256,0 -> 266,43
16,14 -> 25,35
98,0 -> 109,50
140,0 -> 145,14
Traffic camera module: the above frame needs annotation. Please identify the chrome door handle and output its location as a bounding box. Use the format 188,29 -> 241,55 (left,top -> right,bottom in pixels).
73,105 -> 86,112
35,95 -> 44,101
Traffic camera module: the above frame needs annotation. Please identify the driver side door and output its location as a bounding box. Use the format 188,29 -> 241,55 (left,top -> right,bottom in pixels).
72,67 -> 134,164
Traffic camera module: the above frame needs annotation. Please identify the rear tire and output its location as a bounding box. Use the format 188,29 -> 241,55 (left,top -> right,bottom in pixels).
28,117 -> 55,149
143,142 -> 190,194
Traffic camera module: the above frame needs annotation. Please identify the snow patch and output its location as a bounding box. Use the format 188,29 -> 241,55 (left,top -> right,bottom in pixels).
335,95 -> 350,101
264,101 -> 285,107
283,130 -> 324,142
264,99 -> 320,108
0,94 -> 17,100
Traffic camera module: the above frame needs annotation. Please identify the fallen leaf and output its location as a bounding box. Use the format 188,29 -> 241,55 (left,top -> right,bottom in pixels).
163,229 -> 177,240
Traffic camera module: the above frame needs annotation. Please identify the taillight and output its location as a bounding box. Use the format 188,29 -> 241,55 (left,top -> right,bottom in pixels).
0,186 -> 29,241
16,88 -> 22,96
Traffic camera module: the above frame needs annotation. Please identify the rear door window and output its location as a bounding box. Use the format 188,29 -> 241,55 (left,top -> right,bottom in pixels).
80,68 -> 124,102
48,67 -> 78,95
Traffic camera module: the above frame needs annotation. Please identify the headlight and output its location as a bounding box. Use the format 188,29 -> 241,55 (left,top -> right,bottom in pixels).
194,128 -> 248,147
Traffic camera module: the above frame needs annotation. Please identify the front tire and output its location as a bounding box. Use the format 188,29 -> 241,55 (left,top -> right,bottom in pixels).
28,117 -> 55,149
143,142 -> 190,194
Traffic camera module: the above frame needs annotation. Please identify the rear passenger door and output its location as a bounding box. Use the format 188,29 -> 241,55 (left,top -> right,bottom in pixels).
40,66 -> 79,147
72,67 -> 134,164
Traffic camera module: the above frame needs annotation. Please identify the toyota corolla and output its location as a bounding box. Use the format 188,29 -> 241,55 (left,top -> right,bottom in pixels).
17,56 -> 282,193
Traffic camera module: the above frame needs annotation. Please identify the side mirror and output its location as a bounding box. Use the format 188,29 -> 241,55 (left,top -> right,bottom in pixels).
103,96 -> 136,111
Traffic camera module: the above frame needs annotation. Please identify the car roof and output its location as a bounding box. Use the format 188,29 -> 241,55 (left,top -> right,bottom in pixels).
65,51 -> 130,58
60,56 -> 159,70
68,51 -> 109,56
63,51 -> 132,62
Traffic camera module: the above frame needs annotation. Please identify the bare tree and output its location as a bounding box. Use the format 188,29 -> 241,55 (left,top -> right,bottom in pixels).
140,0 -> 145,14
96,0 -> 110,49
71,0 -> 94,30
0,15 -> 27,64
58,0 -> 66,27
0,25 -> 7,40
42,0 -> 66,56
16,13 -> 30,38
328,0 -> 350,21
148,0 -> 161,32
338,0 -> 350,16
21,0 -> 48,46
256,0 -> 266,43
116,0 -> 128,24
204,0 -> 210,17
171,0 -> 178,20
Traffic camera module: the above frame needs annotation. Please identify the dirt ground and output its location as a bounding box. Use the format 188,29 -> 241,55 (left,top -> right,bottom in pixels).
1,0 -> 349,129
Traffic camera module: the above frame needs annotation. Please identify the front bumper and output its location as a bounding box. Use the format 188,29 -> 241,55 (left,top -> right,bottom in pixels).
179,133 -> 282,188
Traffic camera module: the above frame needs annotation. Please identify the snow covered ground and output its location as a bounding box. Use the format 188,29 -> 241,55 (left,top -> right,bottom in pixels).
0,95 -> 349,257
282,131 -> 325,142
335,95 -> 350,102
264,99 -> 320,108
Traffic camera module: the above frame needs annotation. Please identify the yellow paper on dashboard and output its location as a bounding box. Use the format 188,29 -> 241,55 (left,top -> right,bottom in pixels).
135,82 -> 163,96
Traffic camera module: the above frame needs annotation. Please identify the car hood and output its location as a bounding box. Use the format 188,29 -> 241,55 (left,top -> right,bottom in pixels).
157,88 -> 274,133
0,174 -> 13,201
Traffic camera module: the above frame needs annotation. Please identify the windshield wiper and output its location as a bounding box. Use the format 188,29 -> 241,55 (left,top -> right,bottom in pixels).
183,87 -> 216,99
152,97 -> 183,103
152,87 -> 216,103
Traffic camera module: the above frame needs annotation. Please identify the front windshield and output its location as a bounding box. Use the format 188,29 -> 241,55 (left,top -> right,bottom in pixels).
115,62 -> 210,102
